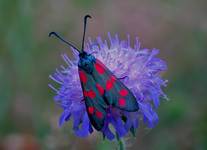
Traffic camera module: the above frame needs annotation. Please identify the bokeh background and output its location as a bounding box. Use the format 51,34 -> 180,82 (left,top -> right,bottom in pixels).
0,0 -> 207,149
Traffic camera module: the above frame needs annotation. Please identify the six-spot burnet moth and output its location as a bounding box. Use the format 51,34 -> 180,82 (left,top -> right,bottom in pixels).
49,15 -> 139,131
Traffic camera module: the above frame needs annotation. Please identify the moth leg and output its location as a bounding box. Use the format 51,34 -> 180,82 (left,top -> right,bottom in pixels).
118,76 -> 129,81
80,98 -> 85,103
89,51 -> 98,55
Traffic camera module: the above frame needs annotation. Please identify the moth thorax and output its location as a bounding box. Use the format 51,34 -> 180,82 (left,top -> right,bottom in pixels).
78,53 -> 95,74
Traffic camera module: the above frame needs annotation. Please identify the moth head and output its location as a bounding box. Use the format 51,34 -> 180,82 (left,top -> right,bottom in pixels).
78,52 -> 95,74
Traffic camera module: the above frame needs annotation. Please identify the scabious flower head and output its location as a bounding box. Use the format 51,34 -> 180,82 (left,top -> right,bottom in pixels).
49,33 -> 167,140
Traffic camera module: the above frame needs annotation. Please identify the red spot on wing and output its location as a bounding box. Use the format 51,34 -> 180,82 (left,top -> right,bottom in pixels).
87,90 -> 96,99
95,110 -> 103,119
95,61 -> 105,74
96,59 -> 106,68
106,80 -> 113,90
88,106 -> 94,114
79,71 -> 87,84
119,89 -> 128,97
118,98 -> 126,107
83,90 -> 96,99
106,75 -> 116,91
83,91 -> 88,97
96,83 -> 104,95
110,76 -> 116,82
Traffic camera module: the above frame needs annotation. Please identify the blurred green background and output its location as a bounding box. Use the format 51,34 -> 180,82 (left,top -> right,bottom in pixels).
0,0 -> 207,149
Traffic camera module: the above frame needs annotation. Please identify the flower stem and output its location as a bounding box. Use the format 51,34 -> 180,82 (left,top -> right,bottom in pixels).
116,133 -> 125,150
118,138 -> 125,150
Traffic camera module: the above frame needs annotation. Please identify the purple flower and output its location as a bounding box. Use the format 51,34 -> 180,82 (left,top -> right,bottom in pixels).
49,33 -> 167,140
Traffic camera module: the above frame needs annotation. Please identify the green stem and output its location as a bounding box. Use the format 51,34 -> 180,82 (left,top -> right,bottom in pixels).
116,133 -> 125,150
118,138 -> 125,150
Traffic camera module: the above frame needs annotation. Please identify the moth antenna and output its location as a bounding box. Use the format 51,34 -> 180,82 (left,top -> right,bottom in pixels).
49,32 -> 80,53
81,15 -> 92,52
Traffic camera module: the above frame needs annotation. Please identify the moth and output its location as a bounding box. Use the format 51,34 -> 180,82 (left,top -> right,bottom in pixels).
49,15 -> 139,131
